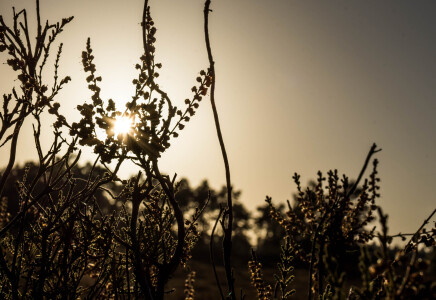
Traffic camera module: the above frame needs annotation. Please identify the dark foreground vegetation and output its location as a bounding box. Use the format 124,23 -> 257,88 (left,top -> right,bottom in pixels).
0,0 -> 435,299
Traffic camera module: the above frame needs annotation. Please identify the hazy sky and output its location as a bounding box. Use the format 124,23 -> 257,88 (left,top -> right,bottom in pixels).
0,0 -> 435,237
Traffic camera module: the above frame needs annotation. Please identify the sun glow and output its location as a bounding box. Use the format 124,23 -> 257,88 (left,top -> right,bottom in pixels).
113,115 -> 135,137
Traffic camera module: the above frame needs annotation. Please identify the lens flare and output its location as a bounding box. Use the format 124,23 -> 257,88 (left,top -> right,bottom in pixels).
113,115 -> 134,137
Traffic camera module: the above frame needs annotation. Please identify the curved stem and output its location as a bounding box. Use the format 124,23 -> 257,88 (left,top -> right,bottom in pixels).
204,1 -> 235,298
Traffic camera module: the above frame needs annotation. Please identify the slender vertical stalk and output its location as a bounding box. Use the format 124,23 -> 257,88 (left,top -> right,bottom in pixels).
204,1 -> 235,299
210,207 -> 225,300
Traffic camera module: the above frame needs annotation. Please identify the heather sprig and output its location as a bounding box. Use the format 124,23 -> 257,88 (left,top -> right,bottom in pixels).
249,250 -> 273,300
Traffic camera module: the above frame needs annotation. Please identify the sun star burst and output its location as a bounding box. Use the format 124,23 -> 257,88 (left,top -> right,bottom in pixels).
113,115 -> 134,137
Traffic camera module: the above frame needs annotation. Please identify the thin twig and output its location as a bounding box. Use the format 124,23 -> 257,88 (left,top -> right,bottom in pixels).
404,208 -> 436,252
346,143 -> 381,198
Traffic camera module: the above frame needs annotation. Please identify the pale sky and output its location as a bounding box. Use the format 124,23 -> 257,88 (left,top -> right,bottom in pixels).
0,0 -> 435,237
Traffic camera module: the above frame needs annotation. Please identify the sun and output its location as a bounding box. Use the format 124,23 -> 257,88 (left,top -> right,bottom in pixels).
113,115 -> 134,137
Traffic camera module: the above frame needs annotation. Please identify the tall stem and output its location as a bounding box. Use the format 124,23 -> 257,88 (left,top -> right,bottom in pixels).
204,1 -> 235,298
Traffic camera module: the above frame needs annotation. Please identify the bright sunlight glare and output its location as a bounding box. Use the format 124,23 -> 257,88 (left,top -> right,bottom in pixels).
113,115 -> 134,137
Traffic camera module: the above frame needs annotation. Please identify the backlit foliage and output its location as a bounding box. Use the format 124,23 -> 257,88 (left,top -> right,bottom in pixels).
0,0 -> 210,299
260,145 -> 436,299
249,250 -> 273,299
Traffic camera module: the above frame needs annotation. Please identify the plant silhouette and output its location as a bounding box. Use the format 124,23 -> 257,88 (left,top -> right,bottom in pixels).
0,0 -> 435,299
